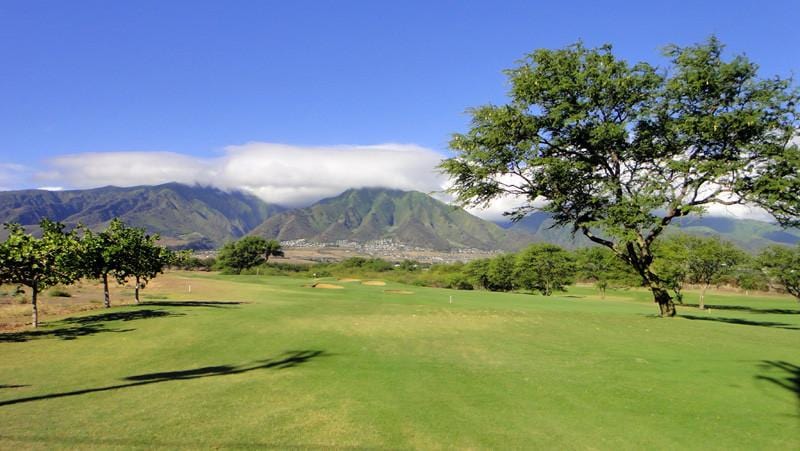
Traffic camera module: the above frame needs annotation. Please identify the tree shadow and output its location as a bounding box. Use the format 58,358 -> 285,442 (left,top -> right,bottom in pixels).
0,309 -> 179,343
63,309 -> 179,325
684,303 -> 799,315
681,315 -> 799,330
141,301 -> 245,308
0,384 -> 29,389
0,350 -> 327,407
756,361 -> 799,413
0,324 -> 135,343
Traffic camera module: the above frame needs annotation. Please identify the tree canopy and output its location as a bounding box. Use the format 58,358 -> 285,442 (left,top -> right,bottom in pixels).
0,220 -> 81,327
218,236 -> 280,274
514,243 -> 576,295
114,225 -> 173,304
441,37 -> 799,316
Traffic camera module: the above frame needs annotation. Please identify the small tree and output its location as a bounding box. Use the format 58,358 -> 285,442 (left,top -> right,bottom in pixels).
486,253 -> 516,291
464,258 -> 491,289
441,38 -> 800,316
575,247 -> 638,299
734,259 -> 770,295
685,236 -> 745,309
217,236 -> 269,274
514,243 -> 576,295
759,245 -> 800,302
79,219 -> 130,308
0,221 -> 81,327
116,226 -> 173,304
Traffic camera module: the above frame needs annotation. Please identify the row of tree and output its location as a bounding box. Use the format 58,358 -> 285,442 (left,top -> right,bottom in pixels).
0,219 -> 174,327
459,237 -> 800,304
214,233 -> 799,305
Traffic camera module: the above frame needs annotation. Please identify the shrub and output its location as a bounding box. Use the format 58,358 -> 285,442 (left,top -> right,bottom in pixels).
48,288 -> 72,297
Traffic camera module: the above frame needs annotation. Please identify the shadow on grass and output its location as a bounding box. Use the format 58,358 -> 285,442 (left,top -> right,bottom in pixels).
63,309 -> 180,325
141,301 -> 245,308
0,309 -> 178,343
684,303 -> 799,315
0,384 -> 29,389
0,350 -> 327,407
756,361 -> 799,413
681,315 -> 799,330
0,324 -> 135,343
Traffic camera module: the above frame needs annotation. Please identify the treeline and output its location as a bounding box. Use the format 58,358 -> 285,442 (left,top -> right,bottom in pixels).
0,219 -> 176,327
215,235 -> 799,304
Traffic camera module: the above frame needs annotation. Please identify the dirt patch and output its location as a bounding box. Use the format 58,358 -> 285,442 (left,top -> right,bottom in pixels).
362,281 -> 386,286
338,278 -> 361,283
312,283 -> 345,290
384,290 -> 414,295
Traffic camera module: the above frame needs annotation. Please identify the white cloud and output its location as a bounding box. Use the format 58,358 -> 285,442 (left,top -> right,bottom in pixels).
38,151 -> 209,188
215,143 -> 447,206
33,143 -> 449,207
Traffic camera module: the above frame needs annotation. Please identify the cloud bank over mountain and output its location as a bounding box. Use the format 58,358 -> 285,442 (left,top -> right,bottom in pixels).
31,142 -> 448,207
2,141 -> 775,222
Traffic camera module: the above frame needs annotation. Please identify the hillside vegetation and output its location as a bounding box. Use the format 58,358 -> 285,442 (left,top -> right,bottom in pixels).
0,183 -> 283,249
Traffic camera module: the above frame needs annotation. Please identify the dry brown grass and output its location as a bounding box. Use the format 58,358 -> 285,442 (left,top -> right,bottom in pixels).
0,280 -> 138,331
384,290 -> 414,295
0,271 -> 210,331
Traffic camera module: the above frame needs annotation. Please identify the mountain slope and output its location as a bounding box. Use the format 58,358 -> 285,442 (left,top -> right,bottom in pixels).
250,188 -> 533,251
505,212 -> 800,251
0,183 -> 284,249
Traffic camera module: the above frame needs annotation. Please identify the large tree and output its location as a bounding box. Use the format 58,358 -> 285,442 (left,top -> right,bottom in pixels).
0,221 -> 81,327
441,38 -> 799,316
217,236 -> 270,274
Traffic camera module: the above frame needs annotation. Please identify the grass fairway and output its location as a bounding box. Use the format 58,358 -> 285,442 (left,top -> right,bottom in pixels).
0,272 -> 798,449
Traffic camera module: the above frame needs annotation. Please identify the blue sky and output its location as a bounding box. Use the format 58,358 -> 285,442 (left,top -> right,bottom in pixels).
0,0 -> 798,215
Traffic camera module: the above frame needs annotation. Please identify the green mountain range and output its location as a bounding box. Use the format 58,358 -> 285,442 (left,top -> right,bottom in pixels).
0,183 -> 283,249
0,183 -> 796,252
250,188 -> 532,251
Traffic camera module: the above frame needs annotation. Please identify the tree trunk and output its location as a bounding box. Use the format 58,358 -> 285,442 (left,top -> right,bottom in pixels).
31,280 -> 39,328
134,276 -> 140,304
652,286 -> 676,317
103,273 -> 110,308
699,284 -> 708,310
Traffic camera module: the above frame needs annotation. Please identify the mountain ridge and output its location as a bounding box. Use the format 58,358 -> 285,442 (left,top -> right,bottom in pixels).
1,183 -> 797,252
0,183 -> 283,249
250,187 -> 534,251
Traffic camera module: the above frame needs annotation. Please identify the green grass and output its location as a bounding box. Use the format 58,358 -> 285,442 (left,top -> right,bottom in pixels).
0,273 -> 797,449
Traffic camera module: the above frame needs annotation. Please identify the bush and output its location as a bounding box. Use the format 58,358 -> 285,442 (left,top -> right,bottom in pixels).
48,288 -> 72,297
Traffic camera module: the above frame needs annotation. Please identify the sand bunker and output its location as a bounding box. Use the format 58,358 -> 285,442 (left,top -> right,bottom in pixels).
384,290 -> 414,295
312,283 -> 344,289
362,281 -> 386,286
338,278 -> 361,283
